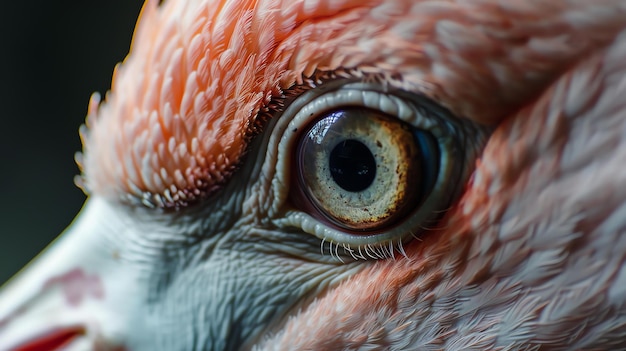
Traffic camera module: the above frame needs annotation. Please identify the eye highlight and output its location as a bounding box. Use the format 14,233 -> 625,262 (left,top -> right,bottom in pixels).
296,108 -> 438,232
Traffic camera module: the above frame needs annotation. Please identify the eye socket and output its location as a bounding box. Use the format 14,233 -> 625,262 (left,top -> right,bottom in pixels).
296,108 -> 439,232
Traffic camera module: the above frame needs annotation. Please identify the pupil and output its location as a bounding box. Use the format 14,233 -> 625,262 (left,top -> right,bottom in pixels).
329,139 -> 376,192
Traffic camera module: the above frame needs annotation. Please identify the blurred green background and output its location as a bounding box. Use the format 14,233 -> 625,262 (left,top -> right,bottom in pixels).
0,1 -> 145,285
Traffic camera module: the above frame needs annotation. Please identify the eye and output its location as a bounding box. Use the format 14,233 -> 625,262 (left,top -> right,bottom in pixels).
269,80 -> 488,256
296,108 -> 438,231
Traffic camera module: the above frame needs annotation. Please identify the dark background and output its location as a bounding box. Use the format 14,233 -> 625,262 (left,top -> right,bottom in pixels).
0,1 -> 145,285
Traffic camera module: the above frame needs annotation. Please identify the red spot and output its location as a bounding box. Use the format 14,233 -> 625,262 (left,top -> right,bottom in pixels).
43,268 -> 104,307
10,326 -> 85,351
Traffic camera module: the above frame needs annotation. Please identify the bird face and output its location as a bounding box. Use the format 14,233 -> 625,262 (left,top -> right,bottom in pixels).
2,0 -> 626,350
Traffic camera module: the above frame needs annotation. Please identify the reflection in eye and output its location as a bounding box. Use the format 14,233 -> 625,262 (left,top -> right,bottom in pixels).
296,108 -> 439,232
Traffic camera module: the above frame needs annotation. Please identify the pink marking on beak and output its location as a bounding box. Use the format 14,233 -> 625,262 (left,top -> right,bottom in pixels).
42,268 -> 104,307
9,326 -> 85,351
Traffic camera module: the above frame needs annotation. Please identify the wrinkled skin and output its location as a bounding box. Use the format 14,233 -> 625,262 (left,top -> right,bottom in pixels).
1,0 -> 626,350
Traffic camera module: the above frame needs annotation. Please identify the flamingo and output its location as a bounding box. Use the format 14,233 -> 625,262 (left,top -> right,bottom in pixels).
1,0 -> 625,349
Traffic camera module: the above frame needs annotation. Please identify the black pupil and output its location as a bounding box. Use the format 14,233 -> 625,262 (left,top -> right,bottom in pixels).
329,139 -> 376,192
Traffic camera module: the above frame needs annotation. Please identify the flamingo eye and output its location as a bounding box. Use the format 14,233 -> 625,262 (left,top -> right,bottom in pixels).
269,81 -> 487,256
296,108 -> 438,231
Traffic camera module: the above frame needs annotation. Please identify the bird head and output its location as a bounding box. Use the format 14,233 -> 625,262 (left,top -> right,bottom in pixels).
1,0 -> 626,350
